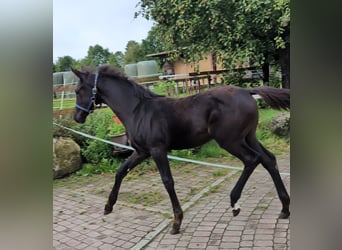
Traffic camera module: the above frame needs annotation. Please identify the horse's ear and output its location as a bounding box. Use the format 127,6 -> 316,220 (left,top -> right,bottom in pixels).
71,68 -> 84,80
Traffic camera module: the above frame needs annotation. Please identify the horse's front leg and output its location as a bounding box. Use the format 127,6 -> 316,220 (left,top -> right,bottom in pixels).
104,151 -> 149,215
150,147 -> 183,234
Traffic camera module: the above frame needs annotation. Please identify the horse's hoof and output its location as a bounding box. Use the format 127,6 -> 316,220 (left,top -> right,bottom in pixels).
170,228 -> 180,235
170,225 -> 180,235
104,205 -> 113,215
232,208 -> 240,217
278,211 -> 290,219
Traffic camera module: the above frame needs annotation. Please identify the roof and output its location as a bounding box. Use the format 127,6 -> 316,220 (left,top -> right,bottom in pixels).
146,50 -> 177,58
146,47 -> 188,58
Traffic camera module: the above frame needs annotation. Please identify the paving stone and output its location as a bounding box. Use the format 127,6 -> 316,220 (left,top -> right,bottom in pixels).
54,152 -> 290,250
254,240 -> 274,247
242,234 -> 254,241
212,228 -> 225,234
74,243 -> 88,249
206,246 -> 219,250
240,240 -> 254,247
189,236 -> 210,243
221,236 -> 240,242
274,243 -> 288,249
176,240 -> 188,247
220,242 -> 240,248
223,230 -> 243,236
188,242 -> 207,248
193,230 -> 212,237
274,237 -> 288,244
208,239 -> 220,246
254,234 -> 273,240
160,238 -> 179,245
253,247 -> 273,250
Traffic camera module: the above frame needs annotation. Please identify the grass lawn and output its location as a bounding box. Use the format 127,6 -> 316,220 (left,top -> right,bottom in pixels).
53,98 -> 76,109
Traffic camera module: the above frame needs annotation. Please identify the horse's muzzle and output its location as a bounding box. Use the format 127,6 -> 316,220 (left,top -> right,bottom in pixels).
73,110 -> 87,124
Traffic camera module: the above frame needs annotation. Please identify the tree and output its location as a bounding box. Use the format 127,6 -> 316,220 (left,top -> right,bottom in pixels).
140,24 -> 168,67
137,0 -> 290,88
81,44 -> 111,67
109,51 -> 124,68
123,40 -> 146,64
141,25 -> 166,55
54,55 -> 77,72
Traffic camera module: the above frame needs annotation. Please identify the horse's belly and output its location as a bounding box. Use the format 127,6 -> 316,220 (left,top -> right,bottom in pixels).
169,132 -> 212,150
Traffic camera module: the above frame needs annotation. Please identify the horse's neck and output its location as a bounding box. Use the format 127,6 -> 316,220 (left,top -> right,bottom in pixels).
99,79 -> 139,126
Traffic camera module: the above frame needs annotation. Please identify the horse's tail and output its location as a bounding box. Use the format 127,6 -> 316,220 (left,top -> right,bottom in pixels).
248,86 -> 290,110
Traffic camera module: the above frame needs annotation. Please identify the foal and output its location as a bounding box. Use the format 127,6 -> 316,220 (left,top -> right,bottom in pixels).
72,65 -> 290,234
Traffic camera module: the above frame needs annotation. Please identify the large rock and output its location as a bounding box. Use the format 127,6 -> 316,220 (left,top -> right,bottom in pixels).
53,137 -> 82,179
269,112 -> 290,136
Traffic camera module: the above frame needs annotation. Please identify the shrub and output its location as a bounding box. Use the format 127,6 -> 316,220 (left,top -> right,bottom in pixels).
75,158 -> 122,177
53,117 -> 90,147
152,81 -> 177,96
53,108 -> 126,165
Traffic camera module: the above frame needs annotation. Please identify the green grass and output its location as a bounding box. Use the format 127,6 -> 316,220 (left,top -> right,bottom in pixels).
212,169 -> 229,177
120,191 -> 165,206
125,160 -> 157,180
75,158 -> 122,177
256,108 -> 290,155
188,187 -> 201,196
53,98 -> 76,109
256,204 -> 269,210
53,172 -> 110,189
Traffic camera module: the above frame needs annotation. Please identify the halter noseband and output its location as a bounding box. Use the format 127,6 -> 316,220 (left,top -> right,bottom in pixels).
75,72 -> 99,113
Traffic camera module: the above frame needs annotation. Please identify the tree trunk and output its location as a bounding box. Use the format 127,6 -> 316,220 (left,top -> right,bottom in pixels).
262,61 -> 270,85
278,47 -> 290,89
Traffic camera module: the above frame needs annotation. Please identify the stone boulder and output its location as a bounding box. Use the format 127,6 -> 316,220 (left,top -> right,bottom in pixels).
269,112 -> 290,136
53,137 -> 82,179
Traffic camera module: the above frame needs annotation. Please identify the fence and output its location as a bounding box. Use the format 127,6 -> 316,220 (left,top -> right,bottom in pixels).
53,71 -> 79,110
53,74 -> 216,111
52,67 -> 270,111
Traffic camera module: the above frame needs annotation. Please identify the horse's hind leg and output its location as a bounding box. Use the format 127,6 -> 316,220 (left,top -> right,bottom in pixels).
215,138 -> 261,217
104,151 -> 149,215
246,135 -> 290,219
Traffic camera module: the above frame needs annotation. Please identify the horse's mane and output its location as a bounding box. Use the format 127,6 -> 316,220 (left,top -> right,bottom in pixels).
98,64 -> 164,100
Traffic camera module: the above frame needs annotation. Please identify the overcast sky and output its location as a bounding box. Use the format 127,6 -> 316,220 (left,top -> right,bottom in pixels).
53,0 -> 154,62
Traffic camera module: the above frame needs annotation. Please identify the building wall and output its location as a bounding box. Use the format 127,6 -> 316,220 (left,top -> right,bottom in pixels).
172,53 -> 223,75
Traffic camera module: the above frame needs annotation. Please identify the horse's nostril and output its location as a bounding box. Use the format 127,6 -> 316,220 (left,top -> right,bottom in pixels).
73,111 -> 86,124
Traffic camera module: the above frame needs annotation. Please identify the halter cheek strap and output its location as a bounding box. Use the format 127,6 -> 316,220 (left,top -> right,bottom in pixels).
75,72 -> 99,113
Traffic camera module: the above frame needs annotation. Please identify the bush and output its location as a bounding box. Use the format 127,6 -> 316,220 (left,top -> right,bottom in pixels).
53,108 -> 126,165
75,158 -> 122,177
152,81 -> 177,96
53,118 -> 90,147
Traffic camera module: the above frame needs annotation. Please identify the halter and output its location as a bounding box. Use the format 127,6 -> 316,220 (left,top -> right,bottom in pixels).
75,72 -> 99,113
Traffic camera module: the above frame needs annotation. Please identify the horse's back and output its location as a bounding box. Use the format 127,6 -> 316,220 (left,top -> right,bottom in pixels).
156,86 -> 257,149
196,86 -> 259,139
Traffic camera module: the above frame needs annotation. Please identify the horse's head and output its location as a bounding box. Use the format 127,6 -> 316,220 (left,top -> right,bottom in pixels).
71,68 -> 102,123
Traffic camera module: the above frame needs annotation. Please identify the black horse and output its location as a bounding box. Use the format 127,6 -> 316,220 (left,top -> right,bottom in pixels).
72,65 -> 290,234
